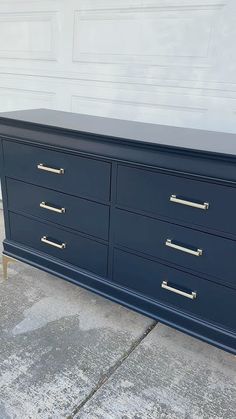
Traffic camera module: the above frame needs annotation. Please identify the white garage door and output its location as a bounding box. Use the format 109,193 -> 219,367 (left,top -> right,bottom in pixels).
0,0 -> 235,131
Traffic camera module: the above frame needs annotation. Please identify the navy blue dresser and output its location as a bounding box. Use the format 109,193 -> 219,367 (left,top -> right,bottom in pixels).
0,109 -> 236,354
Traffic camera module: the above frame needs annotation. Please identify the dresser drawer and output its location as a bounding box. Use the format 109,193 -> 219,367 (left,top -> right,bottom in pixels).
9,213 -> 108,277
113,249 -> 236,333
117,165 -> 236,236
7,179 -> 109,240
114,209 -> 236,288
3,141 -> 111,202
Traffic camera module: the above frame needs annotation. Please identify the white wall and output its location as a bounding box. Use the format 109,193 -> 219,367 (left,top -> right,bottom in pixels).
0,0 -> 236,131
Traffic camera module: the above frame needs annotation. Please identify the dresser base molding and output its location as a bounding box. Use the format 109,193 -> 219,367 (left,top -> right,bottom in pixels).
3,240 -> 236,355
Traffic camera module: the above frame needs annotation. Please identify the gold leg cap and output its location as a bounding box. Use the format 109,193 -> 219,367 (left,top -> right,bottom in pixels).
2,254 -> 17,280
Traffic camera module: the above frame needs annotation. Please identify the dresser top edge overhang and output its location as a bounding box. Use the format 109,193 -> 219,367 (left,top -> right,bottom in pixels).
0,108 -> 236,160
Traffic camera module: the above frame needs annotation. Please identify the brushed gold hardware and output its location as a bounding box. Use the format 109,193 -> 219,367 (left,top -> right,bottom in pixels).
40,202 -> 66,214
161,280 -> 197,300
165,239 -> 203,257
37,163 -> 64,175
2,254 -> 17,280
170,195 -> 209,210
41,236 -> 66,249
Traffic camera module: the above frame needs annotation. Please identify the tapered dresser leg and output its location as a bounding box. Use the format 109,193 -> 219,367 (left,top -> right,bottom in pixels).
2,254 -> 16,280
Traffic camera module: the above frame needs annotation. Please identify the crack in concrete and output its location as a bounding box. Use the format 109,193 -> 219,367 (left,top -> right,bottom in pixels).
67,320 -> 157,418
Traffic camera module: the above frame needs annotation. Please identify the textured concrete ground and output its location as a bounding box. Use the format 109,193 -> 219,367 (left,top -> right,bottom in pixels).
0,210 -> 236,418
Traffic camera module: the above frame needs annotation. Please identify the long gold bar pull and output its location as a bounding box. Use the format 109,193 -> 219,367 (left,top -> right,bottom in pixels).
37,163 -> 64,175
40,202 -> 66,214
165,239 -> 203,257
161,281 -> 197,300
41,236 -> 66,249
170,195 -> 209,210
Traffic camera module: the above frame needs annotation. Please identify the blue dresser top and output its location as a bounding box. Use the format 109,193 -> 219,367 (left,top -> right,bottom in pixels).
0,108 -> 236,158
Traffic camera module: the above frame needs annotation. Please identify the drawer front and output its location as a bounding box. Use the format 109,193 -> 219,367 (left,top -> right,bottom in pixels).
113,249 -> 236,333
9,213 -> 108,277
114,209 -> 236,288
117,165 -> 236,236
3,141 -> 111,202
7,179 -> 109,240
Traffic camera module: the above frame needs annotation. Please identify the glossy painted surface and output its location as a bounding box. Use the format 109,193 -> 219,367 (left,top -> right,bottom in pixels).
114,208 -> 236,288
3,140 -> 111,202
1,121 -> 236,184
1,109 -> 236,156
7,178 -> 109,240
0,109 -> 235,354
9,212 -> 108,277
117,164 -> 236,236
113,248 -> 236,333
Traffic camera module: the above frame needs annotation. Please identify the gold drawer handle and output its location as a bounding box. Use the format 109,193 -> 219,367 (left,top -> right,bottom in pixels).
170,195 -> 209,210
37,163 -> 64,175
40,201 -> 66,214
165,239 -> 203,257
161,281 -> 197,300
41,236 -> 66,249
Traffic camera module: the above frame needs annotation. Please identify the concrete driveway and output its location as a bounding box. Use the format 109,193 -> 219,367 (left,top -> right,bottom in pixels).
0,210 -> 235,419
